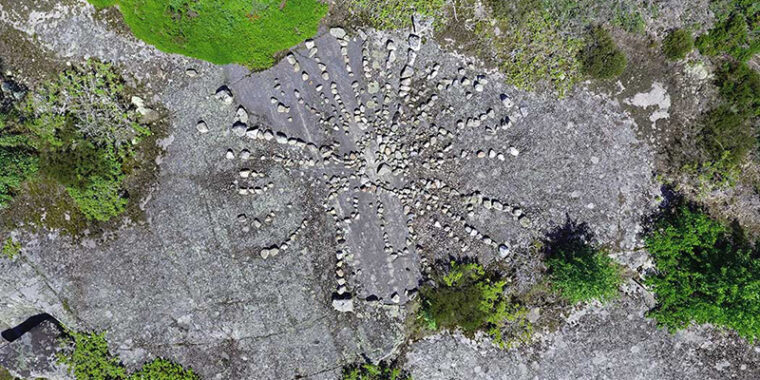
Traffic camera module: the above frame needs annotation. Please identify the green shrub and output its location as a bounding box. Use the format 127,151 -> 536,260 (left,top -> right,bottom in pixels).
645,203 -> 760,341
418,261 -> 531,348
579,26 -> 627,79
341,362 -> 411,380
544,221 -> 622,303
88,0 -> 327,68
2,237 -> 21,259
662,28 -> 694,60
58,331 -> 127,380
696,11 -> 759,62
715,61 -> 760,118
697,61 -> 759,171
27,61 -> 147,221
59,330 -> 198,380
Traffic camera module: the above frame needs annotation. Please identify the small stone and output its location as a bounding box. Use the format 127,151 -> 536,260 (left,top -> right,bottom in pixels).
329,27 -> 347,39
499,244 -> 510,258
332,297 -> 354,313
196,121 -> 209,134
377,163 -> 392,176
509,147 -> 520,157
236,106 -> 249,123
500,94 -> 514,108
408,34 -> 421,51
215,86 -> 233,105
225,149 -> 235,160
391,292 -> 400,303
232,122 -> 247,137
185,68 -> 198,77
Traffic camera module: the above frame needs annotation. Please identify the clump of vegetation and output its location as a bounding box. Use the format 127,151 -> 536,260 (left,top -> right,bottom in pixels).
645,201 -> 760,341
341,361 -> 411,380
58,331 -> 127,380
59,330 -> 198,380
0,61 -> 149,222
351,0 -> 447,30
492,10 -> 584,97
418,261 -> 532,348
2,237 -> 21,259
696,11 -> 759,63
662,28 -> 694,60
544,220 -> 622,304
88,0 -> 327,68
693,61 -> 760,186
579,26 -> 627,79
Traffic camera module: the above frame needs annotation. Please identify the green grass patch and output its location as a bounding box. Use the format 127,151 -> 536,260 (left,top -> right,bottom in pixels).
579,26 -> 627,80
1,237 -> 21,259
662,28 -> 694,60
418,261 -> 532,348
341,362 -> 411,380
645,201 -> 760,341
59,330 -> 198,380
544,220 -> 622,304
88,0 -> 327,68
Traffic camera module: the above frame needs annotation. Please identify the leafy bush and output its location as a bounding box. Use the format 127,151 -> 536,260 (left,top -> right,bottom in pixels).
26,61 -> 147,221
418,261 -> 531,348
59,330 -> 198,380
29,60 -> 145,146
2,237 -> 21,259
341,362 -> 410,380
696,11 -> 759,62
88,0 -> 327,68
645,203 -> 760,341
579,26 -> 627,79
697,61 -> 759,171
544,220 -> 622,303
58,331 -> 127,380
662,28 -> 694,60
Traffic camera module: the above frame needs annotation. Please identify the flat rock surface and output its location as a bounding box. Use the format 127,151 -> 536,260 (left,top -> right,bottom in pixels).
0,1 -> 756,380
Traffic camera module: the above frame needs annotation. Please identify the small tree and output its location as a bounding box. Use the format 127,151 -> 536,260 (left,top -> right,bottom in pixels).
645,202 -> 760,341
544,220 -> 622,304
579,26 -> 627,79
662,28 -> 694,60
418,261 -> 531,348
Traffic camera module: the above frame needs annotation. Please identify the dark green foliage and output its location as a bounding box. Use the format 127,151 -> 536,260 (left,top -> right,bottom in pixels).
645,202 -> 760,341
0,61 -> 147,222
0,98 -> 38,208
59,330 -> 198,380
700,104 -> 755,167
88,0 -> 327,68
696,10 -> 759,62
662,28 -> 694,60
341,362 -> 411,380
579,26 -> 627,79
418,262 -> 530,347
698,62 -> 759,171
544,220 -> 622,303
715,61 -> 760,118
